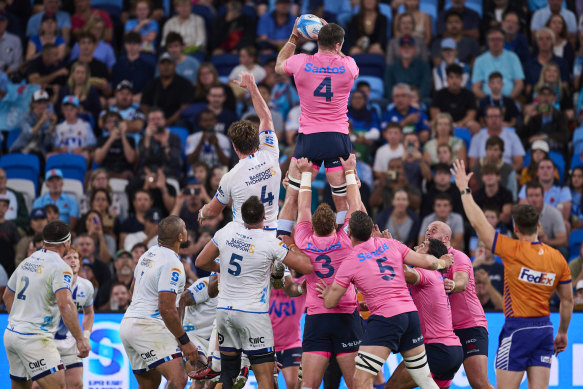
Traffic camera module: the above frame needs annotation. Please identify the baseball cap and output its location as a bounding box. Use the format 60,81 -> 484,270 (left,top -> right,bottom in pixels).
30,208 -> 47,219
577,279 -> 583,291
158,52 -> 175,63
45,168 -> 64,180
145,208 -> 162,224
115,249 -> 132,260
441,37 -> 456,50
399,35 -> 415,46
0,194 -> 9,204
531,140 -> 550,153
537,83 -> 556,95
62,95 -> 80,107
32,90 -> 50,102
116,80 -> 133,92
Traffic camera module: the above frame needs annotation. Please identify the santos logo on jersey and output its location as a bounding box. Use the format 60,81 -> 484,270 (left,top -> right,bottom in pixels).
357,243 -> 390,261
518,267 -> 556,286
304,63 -> 346,74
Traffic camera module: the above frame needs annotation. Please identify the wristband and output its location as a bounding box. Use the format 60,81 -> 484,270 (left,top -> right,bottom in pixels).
345,173 -> 357,186
83,330 -> 91,339
300,171 -> 312,192
287,243 -> 297,250
199,207 -> 206,220
178,333 -> 190,346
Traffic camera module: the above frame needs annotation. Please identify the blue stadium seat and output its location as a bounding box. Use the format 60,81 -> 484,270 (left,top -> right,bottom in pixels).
572,126 -> 583,146
259,53 -> 277,66
569,229 -> 583,260
5,128 -> 19,149
168,126 -> 189,157
353,54 -> 385,78
352,76 -> 384,100
46,154 -> 87,184
453,127 -> 471,150
211,54 -> 240,78
571,152 -> 583,170
0,153 -> 40,192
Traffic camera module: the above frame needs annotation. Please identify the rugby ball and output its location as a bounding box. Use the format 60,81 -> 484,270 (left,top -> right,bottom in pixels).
297,14 -> 323,40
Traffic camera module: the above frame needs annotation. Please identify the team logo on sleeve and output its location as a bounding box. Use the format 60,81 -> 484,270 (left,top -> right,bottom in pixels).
63,272 -> 73,285
279,241 -> 288,250
170,268 -> 182,285
518,267 -> 556,286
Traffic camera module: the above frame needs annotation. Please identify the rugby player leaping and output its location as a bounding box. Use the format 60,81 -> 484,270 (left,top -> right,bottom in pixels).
275,18 -> 359,237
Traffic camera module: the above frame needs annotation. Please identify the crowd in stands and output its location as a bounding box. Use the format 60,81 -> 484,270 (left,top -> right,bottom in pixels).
0,0 -> 583,312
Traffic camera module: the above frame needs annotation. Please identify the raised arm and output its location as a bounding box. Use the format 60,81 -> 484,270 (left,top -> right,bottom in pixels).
282,244 -> 314,275
404,249 -> 454,271
232,73 -> 273,133
451,159 -> 496,249
275,18 -> 299,75
296,157 -> 314,223
340,154 -> 364,219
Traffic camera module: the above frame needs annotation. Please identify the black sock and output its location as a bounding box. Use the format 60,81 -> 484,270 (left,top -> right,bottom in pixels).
219,353 -> 241,389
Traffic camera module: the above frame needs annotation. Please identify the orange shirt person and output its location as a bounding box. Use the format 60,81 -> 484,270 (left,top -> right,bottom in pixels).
451,159 -> 573,389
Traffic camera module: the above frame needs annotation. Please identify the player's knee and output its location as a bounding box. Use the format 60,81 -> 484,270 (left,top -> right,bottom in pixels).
166,373 -> 188,389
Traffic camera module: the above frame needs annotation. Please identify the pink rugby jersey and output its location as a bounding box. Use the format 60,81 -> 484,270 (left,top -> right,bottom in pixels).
335,237 -> 417,318
444,247 -> 488,330
294,220 -> 358,315
284,53 -> 359,135
409,268 -> 461,347
269,277 -> 307,351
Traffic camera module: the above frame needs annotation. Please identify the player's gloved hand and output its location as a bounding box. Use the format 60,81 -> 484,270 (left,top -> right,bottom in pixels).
76,337 -> 91,358
180,341 -> 199,365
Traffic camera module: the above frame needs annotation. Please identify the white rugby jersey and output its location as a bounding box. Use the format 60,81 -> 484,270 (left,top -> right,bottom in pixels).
212,222 -> 288,313
183,277 -> 218,339
7,249 -> 73,335
215,130 -> 281,230
55,277 -> 94,340
124,245 -> 186,321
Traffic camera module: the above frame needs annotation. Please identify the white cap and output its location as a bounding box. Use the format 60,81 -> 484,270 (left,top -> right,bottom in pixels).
576,279 -> 583,291
531,140 -> 549,153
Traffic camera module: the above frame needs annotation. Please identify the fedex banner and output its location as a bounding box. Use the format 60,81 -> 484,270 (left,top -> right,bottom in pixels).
0,313 -> 582,388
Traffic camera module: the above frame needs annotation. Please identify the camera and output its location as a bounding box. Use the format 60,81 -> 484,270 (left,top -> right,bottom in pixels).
187,187 -> 200,196
387,170 -> 398,181
407,141 -> 415,153
156,125 -> 165,134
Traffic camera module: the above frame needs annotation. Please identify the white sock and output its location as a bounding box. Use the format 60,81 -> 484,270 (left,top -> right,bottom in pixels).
336,210 -> 347,225
403,351 -> 438,389
240,353 -> 250,368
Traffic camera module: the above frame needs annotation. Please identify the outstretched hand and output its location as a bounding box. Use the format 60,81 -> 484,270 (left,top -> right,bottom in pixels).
450,159 -> 473,192
315,279 -> 330,299
232,72 -> 256,90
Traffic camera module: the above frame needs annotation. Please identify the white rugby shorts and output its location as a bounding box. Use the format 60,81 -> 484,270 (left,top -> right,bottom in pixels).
120,317 -> 182,374
55,336 -> 83,369
4,329 -> 64,381
216,308 -> 274,355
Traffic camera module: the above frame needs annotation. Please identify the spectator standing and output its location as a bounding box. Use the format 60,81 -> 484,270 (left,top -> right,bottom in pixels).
33,169 -> 79,231
161,0 -> 206,52
141,52 -> 194,126
112,32 -> 156,95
